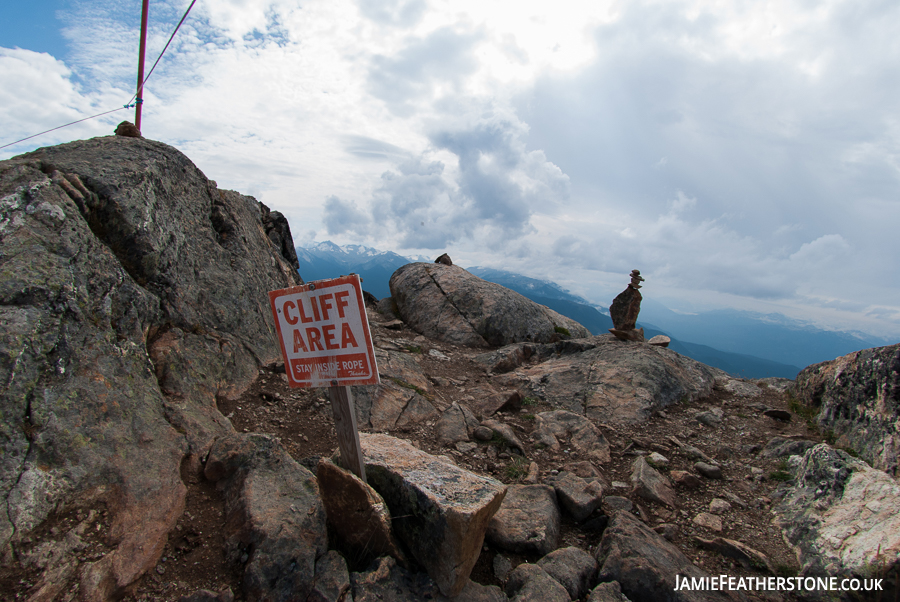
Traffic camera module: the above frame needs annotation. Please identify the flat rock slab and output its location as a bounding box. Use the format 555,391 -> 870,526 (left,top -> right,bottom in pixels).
596,511 -> 733,601
774,443 -> 900,578
693,537 -> 774,573
316,459 -> 406,568
487,484 -> 561,556
354,433 -> 507,597
793,343 -> 900,475
537,546 -> 599,600
534,410 -> 611,464
587,581 -> 633,601
204,433 -> 327,602
389,263 -> 589,348
496,335 -> 717,425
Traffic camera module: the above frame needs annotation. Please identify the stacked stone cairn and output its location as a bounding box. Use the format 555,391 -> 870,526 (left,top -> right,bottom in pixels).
609,269 -> 646,342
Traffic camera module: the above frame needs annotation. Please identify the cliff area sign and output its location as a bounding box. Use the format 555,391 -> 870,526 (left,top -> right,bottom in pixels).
269,274 -> 380,388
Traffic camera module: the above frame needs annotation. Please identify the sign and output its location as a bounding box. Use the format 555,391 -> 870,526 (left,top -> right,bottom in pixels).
269,275 -> 380,388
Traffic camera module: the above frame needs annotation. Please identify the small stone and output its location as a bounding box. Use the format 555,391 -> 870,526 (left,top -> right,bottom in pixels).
647,452 -> 669,468
709,498 -> 732,515
694,462 -> 723,479
456,441 -> 477,453
473,426 -> 494,441
693,512 -> 723,532
648,335 -> 670,347
654,523 -> 679,541
493,554 -> 513,582
670,470 -> 702,489
603,496 -> 633,513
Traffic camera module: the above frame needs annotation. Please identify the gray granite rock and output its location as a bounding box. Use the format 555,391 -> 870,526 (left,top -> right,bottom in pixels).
487,485 -> 561,556
548,471 -> 604,521
630,457 -> 676,508
587,581 -> 633,602
389,263 -> 589,348
537,546 -> 599,600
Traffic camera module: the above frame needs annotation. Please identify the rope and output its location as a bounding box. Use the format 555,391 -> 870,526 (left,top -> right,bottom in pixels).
0,0 -> 198,152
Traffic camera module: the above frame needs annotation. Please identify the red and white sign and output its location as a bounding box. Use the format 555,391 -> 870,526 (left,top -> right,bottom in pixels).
269,275 -> 380,388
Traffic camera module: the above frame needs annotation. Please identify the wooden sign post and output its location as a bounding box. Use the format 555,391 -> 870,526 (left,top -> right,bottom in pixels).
268,275 -> 379,483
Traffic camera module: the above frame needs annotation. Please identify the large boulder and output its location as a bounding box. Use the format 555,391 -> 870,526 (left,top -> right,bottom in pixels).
793,343 -> 900,475
773,443 -> 900,580
350,433 -> 507,597
0,136 -> 301,598
389,262 -> 589,348
204,434 -> 328,602
495,335 -> 718,424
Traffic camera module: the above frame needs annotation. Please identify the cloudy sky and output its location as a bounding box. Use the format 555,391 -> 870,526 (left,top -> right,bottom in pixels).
2,0 -> 899,338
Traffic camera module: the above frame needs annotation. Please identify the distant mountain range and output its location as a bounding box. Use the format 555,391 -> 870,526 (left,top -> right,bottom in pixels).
295,242 -> 896,378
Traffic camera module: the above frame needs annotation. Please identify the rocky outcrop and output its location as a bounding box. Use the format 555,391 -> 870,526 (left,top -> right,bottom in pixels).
204,434 -> 328,602
351,433 -> 507,597
0,136 -> 301,597
352,347 -> 440,430
494,335 -> 717,424
773,443 -> 900,580
389,262 -> 589,348
793,343 -> 900,475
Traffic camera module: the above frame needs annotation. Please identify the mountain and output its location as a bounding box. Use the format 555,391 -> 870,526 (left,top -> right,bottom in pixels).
467,267 -> 802,378
638,299 -> 895,370
293,243 -> 892,378
296,242 -> 416,299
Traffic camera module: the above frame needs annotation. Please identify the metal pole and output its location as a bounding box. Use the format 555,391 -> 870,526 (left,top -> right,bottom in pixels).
135,0 -> 150,130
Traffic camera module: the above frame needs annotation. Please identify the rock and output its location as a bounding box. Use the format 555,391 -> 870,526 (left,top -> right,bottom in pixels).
773,443 -> 900,579
353,434 -> 506,597
482,419 -> 527,454
694,462 -> 723,480
524,462 -> 540,484
596,511 -> 732,601
693,537 -> 775,573
647,452 -> 669,468
353,348 -> 439,430
604,496 -> 633,513
608,327 -> 645,342
723,379 -> 763,397
389,262 -> 589,348
565,460 -> 605,482
792,343 -> 900,474
709,498 -> 731,515
692,512 -> 723,532
537,546 -> 599,600
493,554 -> 513,582
670,471 -> 701,489
547,471 -> 604,521
308,550 -> 352,602
435,253 -> 453,265
470,388 -> 523,417
505,563 -> 570,602
350,556 -> 436,602
533,410 -> 611,463
720,491 -> 747,509
653,524 -> 678,541
754,377 -> 794,392
609,275 -> 642,331
761,436 -> 816,459
648,335 -> 670,347
487,485 -> 561,556
204,433 -> 328,602
587,581 -> 633,602
695,408 -> 723,427
1,137 -> 300,597
316,459 -> 407,568
436,402 -> 480,446
630,457 -> 676,508
762,409 -> 791,421
114,120 -> 142,137
473,426 -> 495,441
496,336 -> 717,425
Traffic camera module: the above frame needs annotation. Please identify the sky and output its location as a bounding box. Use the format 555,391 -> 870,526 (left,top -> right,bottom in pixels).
2,0 -> 899,339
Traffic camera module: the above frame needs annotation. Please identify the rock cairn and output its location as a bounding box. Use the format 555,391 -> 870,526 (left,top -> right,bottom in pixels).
609,269 -> 645,342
